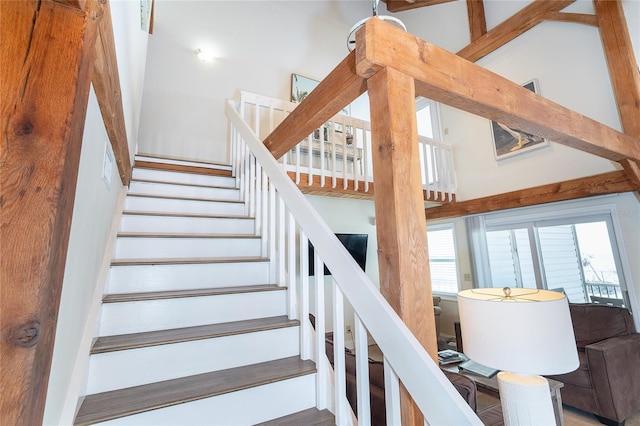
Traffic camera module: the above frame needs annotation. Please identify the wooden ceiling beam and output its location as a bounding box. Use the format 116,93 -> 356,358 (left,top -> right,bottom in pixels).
595,0 -> 640,193
542,11 -> 598,27
383,0 -> 456,13
263,51 -> 367,159
425,171 -> 635,220
355,18 -> 640,163
456,0 -> 576,63
466,0 -> 487,42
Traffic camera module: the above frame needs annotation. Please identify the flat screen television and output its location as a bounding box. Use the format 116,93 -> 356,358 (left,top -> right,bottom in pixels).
309,233 -> 368,276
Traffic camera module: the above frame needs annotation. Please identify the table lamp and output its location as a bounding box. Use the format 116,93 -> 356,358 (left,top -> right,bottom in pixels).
457,287 -> 579,425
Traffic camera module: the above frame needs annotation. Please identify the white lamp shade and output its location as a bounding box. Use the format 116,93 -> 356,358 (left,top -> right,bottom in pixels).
457,288 -> 579,375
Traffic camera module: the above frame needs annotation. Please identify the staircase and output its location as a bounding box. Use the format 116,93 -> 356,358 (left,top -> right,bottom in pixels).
74,157 -> 334,425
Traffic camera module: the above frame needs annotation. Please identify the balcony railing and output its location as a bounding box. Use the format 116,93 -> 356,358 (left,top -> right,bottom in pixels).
236,90 -> 456,201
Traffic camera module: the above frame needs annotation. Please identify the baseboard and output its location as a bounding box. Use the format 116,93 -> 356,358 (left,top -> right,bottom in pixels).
57,187 -> 127,425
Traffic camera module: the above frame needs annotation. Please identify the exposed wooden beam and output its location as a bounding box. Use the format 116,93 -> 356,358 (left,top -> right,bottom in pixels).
456,0 -> 576,62
366,65 -> 435,426
594,0 -> 640,192
288,172 -> 456,202
263,51 -> 367,159
542,11 -> 598,27
425,171 -> 635,220
354,18 -> 640,162
384,0 -> 456,13
0,1 -> 100,424
93,0 -> 132,186
620,159 -> 640,192
466,0 -> 487,41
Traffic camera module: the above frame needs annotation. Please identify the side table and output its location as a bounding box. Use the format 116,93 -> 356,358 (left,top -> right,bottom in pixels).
444,364 -> 565,426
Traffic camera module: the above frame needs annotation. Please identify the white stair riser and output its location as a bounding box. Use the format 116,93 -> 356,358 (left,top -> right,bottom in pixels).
107,261 -> 271,293
113,237 -> 262,259
87,327 -> 300,394
129,181 -> 241,201
132,168 -> 236,189
99,291 -> 287,335
95,374 -> 317,426
119,214 -> 256,235
125,196 -> 245,216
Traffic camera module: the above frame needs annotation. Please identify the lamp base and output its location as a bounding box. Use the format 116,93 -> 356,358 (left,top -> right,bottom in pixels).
497,372 -> 555,426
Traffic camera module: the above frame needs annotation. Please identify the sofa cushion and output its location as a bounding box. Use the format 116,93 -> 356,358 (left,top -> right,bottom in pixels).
569,304 -> 635,349
549,350 -> 592,388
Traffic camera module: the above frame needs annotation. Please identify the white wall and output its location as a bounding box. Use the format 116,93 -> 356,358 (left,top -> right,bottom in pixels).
44,2 -> 149,423
305,195 -> 378,340
137,0 -> 372,164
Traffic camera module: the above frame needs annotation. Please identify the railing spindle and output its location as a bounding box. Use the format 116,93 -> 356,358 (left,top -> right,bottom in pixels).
384,358 -> 402,426
314,250 -> 327,409
333,280 -> 348,425
354,314 -> 371,426
287,210 -> 297,319
300,231 -> 310,360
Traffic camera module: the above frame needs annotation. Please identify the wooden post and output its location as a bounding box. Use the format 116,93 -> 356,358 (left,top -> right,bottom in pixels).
367,66 -> 437,426
594,0 -> 640,192
0,1 -> 100,424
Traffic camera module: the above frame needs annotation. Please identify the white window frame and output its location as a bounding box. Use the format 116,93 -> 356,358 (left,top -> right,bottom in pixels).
470,202 -> 636,314
427,223 -> 460,296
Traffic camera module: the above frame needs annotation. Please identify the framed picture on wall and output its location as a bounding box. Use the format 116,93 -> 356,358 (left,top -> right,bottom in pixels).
291,73 -> 350,116
491,79 -> 549,161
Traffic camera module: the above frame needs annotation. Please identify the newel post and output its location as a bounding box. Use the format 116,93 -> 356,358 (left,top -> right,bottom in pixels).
356,20 -> 438,426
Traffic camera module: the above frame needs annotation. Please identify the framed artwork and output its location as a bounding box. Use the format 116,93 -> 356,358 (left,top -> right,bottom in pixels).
491,79 -> 549,160
291,73 -> 350,116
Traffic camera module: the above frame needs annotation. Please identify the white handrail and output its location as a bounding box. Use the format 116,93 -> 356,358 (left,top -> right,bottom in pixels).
225,99 -> 481,425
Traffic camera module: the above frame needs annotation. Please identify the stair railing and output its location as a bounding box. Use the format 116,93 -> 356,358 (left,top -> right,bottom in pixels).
226,99 -> 481,425
236,91 -> 456,201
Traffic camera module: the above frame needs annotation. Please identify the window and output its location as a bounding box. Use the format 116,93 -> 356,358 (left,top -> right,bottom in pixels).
475,211 -> 629,306
427,224 -> 459,294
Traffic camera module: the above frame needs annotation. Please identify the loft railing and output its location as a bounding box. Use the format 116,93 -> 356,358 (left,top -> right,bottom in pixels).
225,98 -> 480,425
237,91 -> 456,201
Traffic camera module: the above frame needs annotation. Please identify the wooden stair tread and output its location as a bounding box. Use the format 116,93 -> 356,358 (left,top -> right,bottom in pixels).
121,210 -> 254,220
103,284 -> 284,303
126,192 -> 245,204
134,160 -> 233,177
91,315 -> 298,354
116,232 -> 259,239
74,356 -> 316,426
256,408 -> 335,426
131,177 -> 236,190
111,256 -> 269,266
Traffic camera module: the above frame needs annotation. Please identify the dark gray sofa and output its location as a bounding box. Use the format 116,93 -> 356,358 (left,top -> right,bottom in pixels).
546,303 -> 640,426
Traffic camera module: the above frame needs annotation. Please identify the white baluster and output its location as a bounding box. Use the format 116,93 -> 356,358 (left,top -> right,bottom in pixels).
277,195 -> 286,287
354,315 -> 371,426
333,281 -> 347,425
314,250 -> 327,409
268,181 -> 276,283
384,358 -> 402,426
300,231 -> 310,360
287,210 -> 297,319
